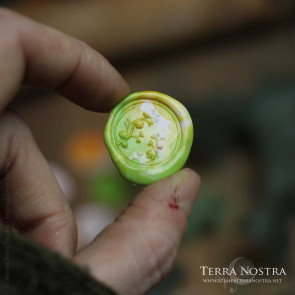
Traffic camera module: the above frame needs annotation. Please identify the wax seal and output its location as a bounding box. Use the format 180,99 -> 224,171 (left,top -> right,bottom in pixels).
104,91 -> 193,185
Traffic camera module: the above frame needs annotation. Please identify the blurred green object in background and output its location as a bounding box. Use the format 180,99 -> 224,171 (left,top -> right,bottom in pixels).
87,172 -> 136,210
185,187 -> 229,240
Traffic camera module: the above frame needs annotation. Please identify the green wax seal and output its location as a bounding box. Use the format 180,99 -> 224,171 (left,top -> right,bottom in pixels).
104,91 -> 193,185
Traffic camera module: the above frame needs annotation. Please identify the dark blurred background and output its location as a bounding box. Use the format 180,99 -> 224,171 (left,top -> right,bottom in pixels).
2,0 -> 295,294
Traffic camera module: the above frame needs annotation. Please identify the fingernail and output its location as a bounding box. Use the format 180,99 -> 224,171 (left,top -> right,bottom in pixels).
172,169 -> 200,216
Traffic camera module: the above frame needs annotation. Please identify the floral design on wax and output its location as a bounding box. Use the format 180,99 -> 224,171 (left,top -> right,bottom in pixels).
118,112 -> 165,162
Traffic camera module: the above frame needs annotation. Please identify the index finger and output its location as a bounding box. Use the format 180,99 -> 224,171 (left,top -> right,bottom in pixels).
0,8 -> 130,112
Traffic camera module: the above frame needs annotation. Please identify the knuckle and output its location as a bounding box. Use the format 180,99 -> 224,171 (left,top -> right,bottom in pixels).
0,110 -> 33,172
0,8 -> 20,48
1,109 -> 33,143
0,8 -> 17,23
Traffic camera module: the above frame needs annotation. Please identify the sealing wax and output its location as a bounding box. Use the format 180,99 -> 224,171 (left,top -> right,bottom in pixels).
104,91 -> 193,185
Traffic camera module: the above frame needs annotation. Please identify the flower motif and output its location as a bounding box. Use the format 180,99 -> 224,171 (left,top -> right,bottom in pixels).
135,120 -> 144,129
146,149 -> 155,160
117,113 -> 159,158
145,118 -> 153,126
120,141 -> 128,148
119,130 -> 128,139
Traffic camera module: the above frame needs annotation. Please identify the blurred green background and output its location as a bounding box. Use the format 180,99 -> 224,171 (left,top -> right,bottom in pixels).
3,0 -> 295,294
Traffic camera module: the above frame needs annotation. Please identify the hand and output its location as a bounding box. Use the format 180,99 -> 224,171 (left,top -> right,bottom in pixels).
0,9 -> 200,295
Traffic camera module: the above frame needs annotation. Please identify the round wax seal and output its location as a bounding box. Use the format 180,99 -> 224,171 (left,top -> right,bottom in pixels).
104,91 -> 193,185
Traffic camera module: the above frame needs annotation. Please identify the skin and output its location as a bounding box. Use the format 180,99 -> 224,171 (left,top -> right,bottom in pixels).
0,8 -> 200,295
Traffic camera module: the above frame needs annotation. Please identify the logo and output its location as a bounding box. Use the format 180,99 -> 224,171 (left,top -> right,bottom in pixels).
201,257 -> 286,293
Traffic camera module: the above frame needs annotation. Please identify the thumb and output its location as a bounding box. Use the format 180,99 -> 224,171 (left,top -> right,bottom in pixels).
74,168 -> 200,295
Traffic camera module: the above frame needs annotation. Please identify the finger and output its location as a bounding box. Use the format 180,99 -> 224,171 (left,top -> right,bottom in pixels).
74,169 -> 200,295
0,110 -> 77,257
0,8 -> 130,112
